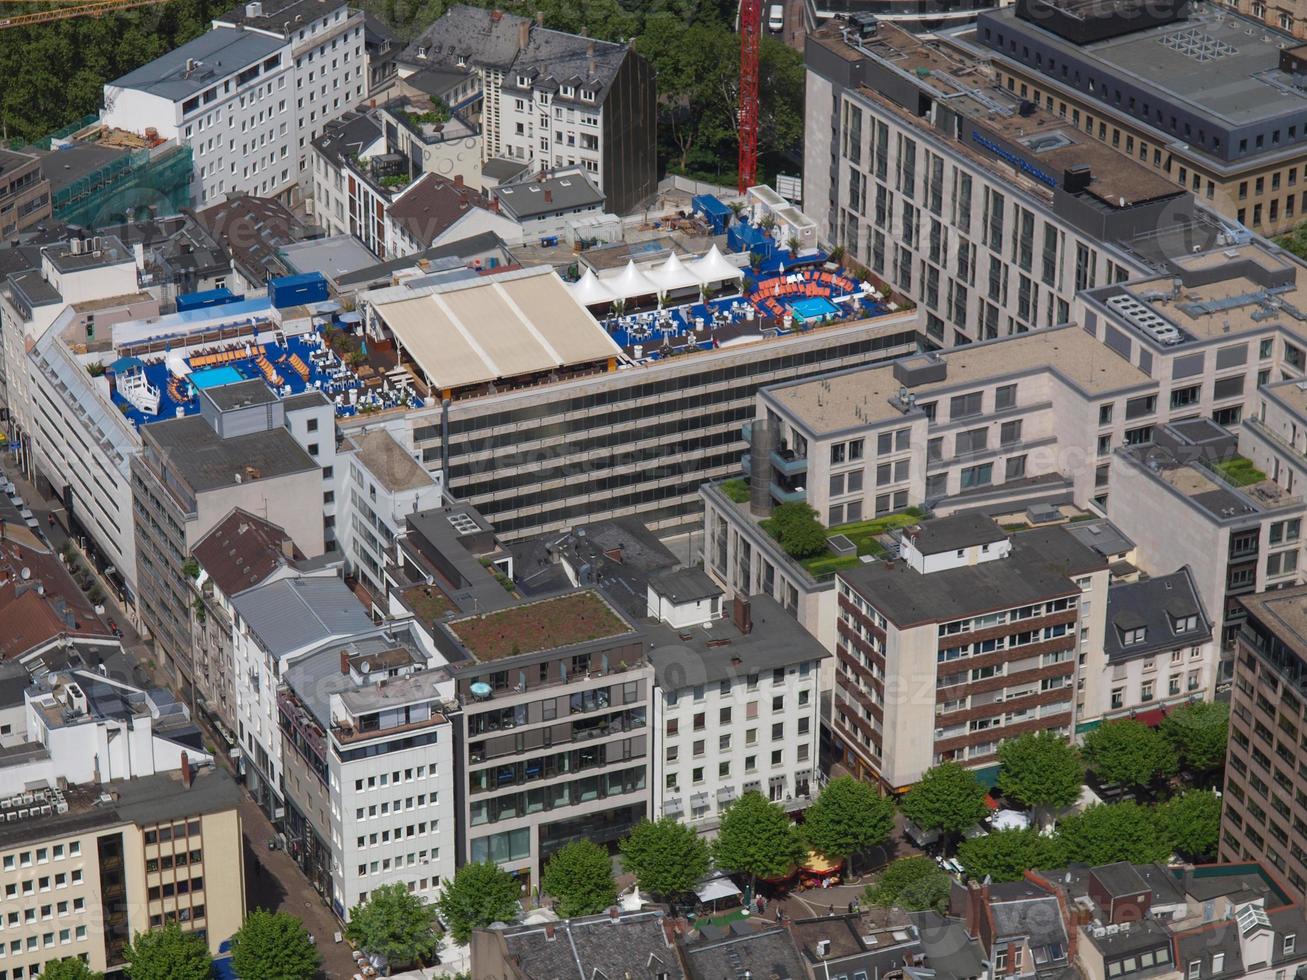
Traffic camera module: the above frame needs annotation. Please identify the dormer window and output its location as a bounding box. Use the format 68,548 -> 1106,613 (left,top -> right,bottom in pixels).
581,88 -> 595,101
1121,626 -> 1147,645
1170,613 -> 1197,634
456,54 -> 466,66
418,46 -> 428,59
561,85 -> 574,97
518,75 -> 531,87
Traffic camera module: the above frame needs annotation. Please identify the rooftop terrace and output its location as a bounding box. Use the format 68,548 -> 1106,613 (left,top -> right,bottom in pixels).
765,326 -> 1149,434
446,590 -> 633,661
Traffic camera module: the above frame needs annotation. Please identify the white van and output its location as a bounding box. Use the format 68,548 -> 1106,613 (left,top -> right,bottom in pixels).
767,3 -> 784,32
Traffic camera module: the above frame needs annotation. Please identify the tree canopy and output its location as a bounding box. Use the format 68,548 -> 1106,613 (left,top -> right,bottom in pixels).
957,828 -> 1065,883
123,924 -> 212,980
864,856 -> 951,912
1160,702 -> 1230,775
765,503 -> 829,559
712,791 -> 806,886
997,732 -> 1084,816
229,909 -> 320,980
350,881 -> 442,963
901,763 -> 989,840
541,840 -> 618,918
39,959 -> 103,980
1057,802 -> 1173,865
1081,719 -> 1178,790
1159,790 -> 1222,860
802,776 -> 895,868
619,818 -> 711,900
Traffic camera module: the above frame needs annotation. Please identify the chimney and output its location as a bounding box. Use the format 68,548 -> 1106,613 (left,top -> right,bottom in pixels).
518,18 -> 530,50
609,907 -> 620,922
180,752 -> 192,788
544,189 -> 553,204
964,880 -> 984,937
545,924 -> 556,941
454,173 -> 464,187
340,650 -> 350,675
733,596 -> 752,635
535,10 -> 544,24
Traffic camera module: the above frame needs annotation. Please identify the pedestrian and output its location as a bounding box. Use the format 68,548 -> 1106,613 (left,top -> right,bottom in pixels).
46,513 -> 53,529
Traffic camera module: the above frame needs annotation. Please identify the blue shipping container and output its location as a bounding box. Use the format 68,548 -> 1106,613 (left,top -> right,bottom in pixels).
268,272 -> 329,308
176,288 -> 242,312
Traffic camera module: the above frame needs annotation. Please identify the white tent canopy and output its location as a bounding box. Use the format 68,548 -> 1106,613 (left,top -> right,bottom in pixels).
570,268 -> 617,307
602,260 -> 660,301
690,244 -> 744,285
695,873 -> 742,904
646,252 -> 704,293
991,809 -> 1031,831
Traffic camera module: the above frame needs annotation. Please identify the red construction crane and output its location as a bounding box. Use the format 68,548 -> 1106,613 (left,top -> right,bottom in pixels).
738,0 -> 761,194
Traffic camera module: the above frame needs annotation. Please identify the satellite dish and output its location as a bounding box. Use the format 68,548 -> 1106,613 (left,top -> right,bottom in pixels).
20,567 -> 30,580
360,661 -> 371,674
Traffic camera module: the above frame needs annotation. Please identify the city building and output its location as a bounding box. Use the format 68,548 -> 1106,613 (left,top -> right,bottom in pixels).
189,508 -> 309,733
353,265 -> 919,540
832,513 -> 1107,788
0,535 -> 119,667
0,765 -> 245,973
423,588 -> 651,891
649,583 -> 826,828
331,231 -> 518,299
102,0 -> 366,206
397,5 -> 656,214
0,150 -> 52,239
1080,568 -> 1215,730
951,876 -> 1073,980
491,170 -> 605,241
1222,584 -> 1307,898
802,17 -> 1230,348
470,909 -> 686,979
682,923 -> 806,980
1037,860 -> 1307,980
337,429 -> 443,595
275,618 -> 458,918
188,195 -> 306,293
974,0 -> 1307,236
131,379 -> 326,692
383,173 -> 521,258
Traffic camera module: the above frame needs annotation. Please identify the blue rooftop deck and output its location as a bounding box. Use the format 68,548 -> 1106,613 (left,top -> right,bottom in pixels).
107,324 -> 424,429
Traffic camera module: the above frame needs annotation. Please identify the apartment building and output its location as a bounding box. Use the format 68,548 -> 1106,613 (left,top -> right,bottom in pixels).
189,508 -> 308,733
0,150 -> 52,239
354,266 -> 920,540
131,380 -> 326,692
337,429 -> 443,595
103,0 -> 365,206
648,578 -> 826,830
975,0 -> 1307,236
424,589 -> 651,892
803,17 -> 1227,348
0,766 -> 244,974
396,5 -> 656,214
951,877 -> 1073,980
1080,569 -> 1215,731
275,621 -> 458,919
1222,584 -> 1307,899
831,513 -> 1106,788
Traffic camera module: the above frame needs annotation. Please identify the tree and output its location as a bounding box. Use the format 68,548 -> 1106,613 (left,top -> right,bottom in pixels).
230,909 -> 320,980
1082,719 -> 1178,790
802,776 -> 894,874
1057,802 -> 1172,865
1159,790 -> 1222,860
1160,702 -> 1230,776
997,732 -> 1084,826
712,791 -> 806,892
350,881 -> 442,964
541,840 -> 617,918
901,762 -> 989,853
619,818 -> 711,900
123,924 -> 212,980
864,856 -> 951,911
40,959 -> 102,980
957,828 -> 1066,883
767,502 -> 828,559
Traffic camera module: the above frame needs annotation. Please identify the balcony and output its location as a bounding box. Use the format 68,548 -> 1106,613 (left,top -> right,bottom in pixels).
770,449 -> 808,477
770,482 -> 807,504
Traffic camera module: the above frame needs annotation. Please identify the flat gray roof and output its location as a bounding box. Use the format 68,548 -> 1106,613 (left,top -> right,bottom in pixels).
984,5 -> 1307,129
495,172 -> 603,220
143,416 -> 317,494
231,576 -> 373,657
647,594 -> 828,688
110,27 -> 286,101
